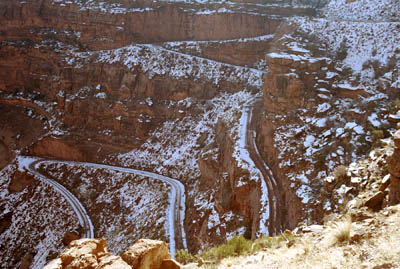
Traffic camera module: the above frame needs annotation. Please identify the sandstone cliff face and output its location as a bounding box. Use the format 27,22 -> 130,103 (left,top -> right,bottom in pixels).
0,1 -> 290,261
0,0 -> 285,50
0,101 -> 46,169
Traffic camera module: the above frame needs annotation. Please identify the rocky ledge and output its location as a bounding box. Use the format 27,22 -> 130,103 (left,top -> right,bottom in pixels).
44,238 -> 185,269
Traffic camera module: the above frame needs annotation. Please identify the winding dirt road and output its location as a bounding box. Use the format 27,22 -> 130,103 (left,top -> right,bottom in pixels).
19,156 -> 187,256
246,98 -> 283,235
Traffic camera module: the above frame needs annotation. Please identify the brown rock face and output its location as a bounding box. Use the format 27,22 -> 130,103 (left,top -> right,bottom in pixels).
388,130 -> 400,205
0,0 -> 316,50
161,259 -> 182,269
0,101 -> 46,169
364,191 -> 387,211
0,0 -> 321,262
62,231 -> 81,246
389,176 -> 400,205
44,238 -> 131,269
28,137 -> 85,161
98,255 -> 131,269
121,239 -> 171,269
0,212 -> 13,235
8,169 -> 34,193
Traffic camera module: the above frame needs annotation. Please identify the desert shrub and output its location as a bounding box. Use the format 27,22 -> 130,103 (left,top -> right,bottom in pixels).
394,98 -> 400,108
336,38 -> 349,61
333,165 -> 348,183
175,249 -> 195,265
228,235 -> 252,256
254,231 -> 297,250
313,153 -> 327,169
214,244 -> 235,260
331,217 -> 352,245
199,235 -> 252,262
198,233 -> 298,264
371,129 -> 384,147
254,235 -> 285,249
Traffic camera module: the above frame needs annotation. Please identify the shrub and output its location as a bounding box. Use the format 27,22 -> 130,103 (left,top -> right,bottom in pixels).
254,231 -> 296,250
215,244 -> 235,260
228,235 -> 252,256
371,129 -> 385,147
394,98 -> 400,109
199,235 -> 252,262
336,38 -> 348,61
331,217 -> 352,245
175,249 -> 195,265
333,165 -> 348,183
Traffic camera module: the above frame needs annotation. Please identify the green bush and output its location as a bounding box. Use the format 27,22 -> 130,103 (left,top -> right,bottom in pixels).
194,233 -> 298,264
175,249 -> 195,265
371,129 -> 384,140
254,232 -> 295,250
215,244 -> 235,260
228,235 -> 252,256
371,129 -> 384,147
199,235 -> 253,262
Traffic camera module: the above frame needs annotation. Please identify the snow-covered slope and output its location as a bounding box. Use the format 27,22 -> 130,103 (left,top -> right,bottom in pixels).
0,162 -> 79,269
117,90 -> 269,247
324,0 -> 400,21
38,162 -> 171,254
260,0 -> 400,218
66,44 -> 264,88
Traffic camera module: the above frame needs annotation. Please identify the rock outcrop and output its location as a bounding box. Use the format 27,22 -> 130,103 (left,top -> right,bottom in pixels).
388,128 -> 400,205
121,239 -> 171,269
44,238 -> 178,269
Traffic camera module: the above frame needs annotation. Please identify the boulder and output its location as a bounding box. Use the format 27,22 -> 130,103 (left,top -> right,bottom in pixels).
161,259 -> 182,269
365,191 -> 387,211
59,238 -> 108,266
121,239 -> 171,269
44,238 -> 177,269
98,255 -> 131,269
379,174 -> 391,191
64,253 -> 98,269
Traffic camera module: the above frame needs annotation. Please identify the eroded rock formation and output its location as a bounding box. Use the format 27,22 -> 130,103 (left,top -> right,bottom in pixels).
44,238 -> 177,269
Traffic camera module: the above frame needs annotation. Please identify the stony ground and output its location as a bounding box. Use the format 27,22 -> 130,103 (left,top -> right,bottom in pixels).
215,205 -> 400,268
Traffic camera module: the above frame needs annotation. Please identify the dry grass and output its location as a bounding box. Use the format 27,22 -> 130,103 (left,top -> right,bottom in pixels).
330,216 -> 352,245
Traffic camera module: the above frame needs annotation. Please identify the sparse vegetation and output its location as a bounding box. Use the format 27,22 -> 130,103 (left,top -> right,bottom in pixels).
178,232 -> 298,266
199,235 -> 253,262
330,217 -> 352,245
333,165 -> 348,183
175,249 -> 195,265
336,37 -> 349,61
371,129 -> 385,147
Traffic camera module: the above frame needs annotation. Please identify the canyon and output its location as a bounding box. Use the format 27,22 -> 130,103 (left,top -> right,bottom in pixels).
0,0 -> 399,268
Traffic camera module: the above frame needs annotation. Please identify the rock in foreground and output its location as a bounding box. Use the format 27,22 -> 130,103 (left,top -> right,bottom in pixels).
44,238 -> 180,269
